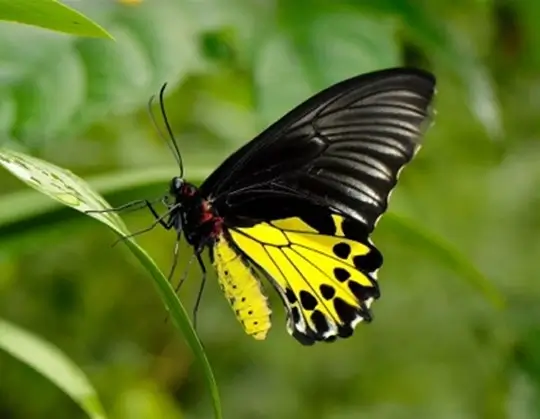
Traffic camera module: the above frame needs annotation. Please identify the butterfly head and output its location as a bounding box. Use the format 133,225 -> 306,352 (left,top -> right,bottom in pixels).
167,176 -> 219,246
167,177 -> 202,226
169,176 -> 198,199
169,176 -> 185,195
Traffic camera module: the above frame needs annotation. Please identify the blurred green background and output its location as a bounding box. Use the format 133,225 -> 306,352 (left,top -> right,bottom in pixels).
2,0 -> 540,418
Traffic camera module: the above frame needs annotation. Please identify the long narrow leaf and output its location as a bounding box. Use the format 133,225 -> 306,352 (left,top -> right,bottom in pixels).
383,213 -> 505,309
0,0 -> 112,39
0,148 -> 222,419
0,319 -> 107,419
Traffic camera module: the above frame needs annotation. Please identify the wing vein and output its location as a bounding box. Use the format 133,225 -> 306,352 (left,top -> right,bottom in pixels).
280,247 -> 340,326
290,246 -> 356,317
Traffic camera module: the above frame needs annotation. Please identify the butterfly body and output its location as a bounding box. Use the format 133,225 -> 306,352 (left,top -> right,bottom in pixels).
166,177 -> 224,248
126,68 -> 436,345
164,177 -> 274,340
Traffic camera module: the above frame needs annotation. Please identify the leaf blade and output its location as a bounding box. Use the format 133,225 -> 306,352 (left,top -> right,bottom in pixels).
0,0 -> 113,39
383,212 -> 505,309
0,148 -> 223,419
0,318 -> 107,419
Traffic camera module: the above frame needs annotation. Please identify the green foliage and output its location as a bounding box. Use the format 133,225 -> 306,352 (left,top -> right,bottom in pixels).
1,0 -> 539,418
0,0 -> 199,147
0,147 -> 501,419
0,319 -> 107,419
0,148 -> 222,419
381,213 -> 505,309
0,0 -> 112,39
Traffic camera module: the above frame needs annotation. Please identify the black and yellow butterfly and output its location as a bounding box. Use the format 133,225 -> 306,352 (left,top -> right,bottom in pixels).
114,67 -> 436,345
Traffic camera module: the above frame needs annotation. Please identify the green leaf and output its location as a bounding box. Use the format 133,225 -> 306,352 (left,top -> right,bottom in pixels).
0,148 -> 223,419
0,0 -> 112,39
0,318 -> 107,419
0,166 -> 209,227
1,0 -> 200,146
382,212 -> 505,309
0,164 -> 221,255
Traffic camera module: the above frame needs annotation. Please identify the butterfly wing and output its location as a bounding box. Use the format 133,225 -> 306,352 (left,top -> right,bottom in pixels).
201,67 -> 436,232
228,210 -> 382,345
202,67 -> 436,344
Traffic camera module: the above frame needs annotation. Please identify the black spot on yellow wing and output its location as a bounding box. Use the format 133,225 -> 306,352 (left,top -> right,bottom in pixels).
333,242 -> 351,259
334,298 -> 357,324
301,212 -> 336,236
299,290 -> 318,310
229,214 -> 381,345
212,234 -> 272,340
285,288 -> 297,303
311,310 -> 329,335
334,267 -> 350,282
353,253 -> 383,273
348,280 -> 380,301
341,218 -> 369,241
320,284 -> 336,299
291,306 -> 301,323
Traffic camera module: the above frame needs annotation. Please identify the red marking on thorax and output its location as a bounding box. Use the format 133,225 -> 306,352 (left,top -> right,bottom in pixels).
181,184 -> 196,196
201,200 -> 224,236
200,201 -> 213,223
212,217 -> 224,236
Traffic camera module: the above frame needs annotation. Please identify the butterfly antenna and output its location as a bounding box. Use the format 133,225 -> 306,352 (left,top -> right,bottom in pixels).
147,85 -> 184,176
148,93 -> 181,169
159,83 -> 185,177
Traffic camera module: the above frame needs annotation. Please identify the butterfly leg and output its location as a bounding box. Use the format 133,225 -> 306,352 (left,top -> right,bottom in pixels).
165,250 -> 206,328
192,250 -> 207,331
162,236 -> 204,325
168,232 -> 182,282
142,200 -> 173,230
86,197 -> 162,215
173,251 -> 198,292
111,202 -> 176,247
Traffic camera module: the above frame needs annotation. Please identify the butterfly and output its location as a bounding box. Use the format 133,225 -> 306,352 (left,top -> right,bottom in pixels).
102,67 -> 436,345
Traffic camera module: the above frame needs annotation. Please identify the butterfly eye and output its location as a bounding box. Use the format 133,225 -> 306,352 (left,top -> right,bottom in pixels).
170,176 -> 184,193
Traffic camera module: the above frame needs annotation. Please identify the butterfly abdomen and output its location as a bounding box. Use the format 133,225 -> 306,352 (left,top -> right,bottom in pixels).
212,234 -> 272,340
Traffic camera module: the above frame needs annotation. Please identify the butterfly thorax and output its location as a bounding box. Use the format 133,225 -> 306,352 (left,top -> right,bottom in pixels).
169,177 -> 223,248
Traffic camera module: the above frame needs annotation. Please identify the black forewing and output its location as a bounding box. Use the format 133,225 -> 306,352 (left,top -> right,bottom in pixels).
200,67 -> 436,232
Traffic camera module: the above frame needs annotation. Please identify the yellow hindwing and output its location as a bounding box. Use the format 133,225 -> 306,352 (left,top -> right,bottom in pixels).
212,234 -> 272,340
228,214 -> 381,343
